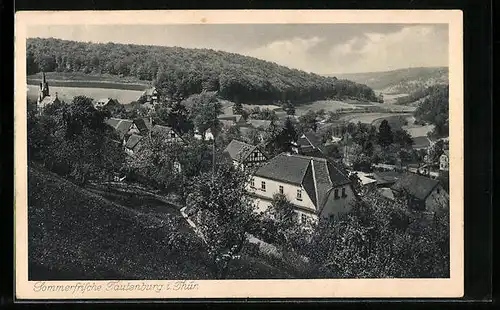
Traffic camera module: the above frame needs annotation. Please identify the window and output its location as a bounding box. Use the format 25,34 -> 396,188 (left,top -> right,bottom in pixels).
296,189 -> 302,201
437,187 -> 440,194
170,132 -> 176,138
342,187 -> 347,198
301,214 -> 307,224
334,189 -> 339,199
254,152 -> 258,158
279,185 -> 284,194
250,178 -> 255,188
261,181 -> 266,191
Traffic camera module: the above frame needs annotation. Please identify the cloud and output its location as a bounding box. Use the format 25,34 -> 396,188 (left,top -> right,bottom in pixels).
328,25 -> 448,73
241,36 -> 326,72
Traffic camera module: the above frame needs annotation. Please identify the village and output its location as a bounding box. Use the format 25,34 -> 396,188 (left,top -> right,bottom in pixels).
36,72 -> 450,228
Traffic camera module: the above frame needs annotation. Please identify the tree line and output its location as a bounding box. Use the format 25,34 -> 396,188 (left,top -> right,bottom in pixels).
27,37 -> 379,105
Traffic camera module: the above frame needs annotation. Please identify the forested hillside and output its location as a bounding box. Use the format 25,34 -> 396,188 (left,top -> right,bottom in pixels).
27,38 -> 378,105
331,67 -> 448,94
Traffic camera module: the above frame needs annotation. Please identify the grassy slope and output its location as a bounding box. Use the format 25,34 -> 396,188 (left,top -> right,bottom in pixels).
28,165 -> 292,280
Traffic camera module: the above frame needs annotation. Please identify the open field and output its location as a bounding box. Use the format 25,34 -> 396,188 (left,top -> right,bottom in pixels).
28,165 -> 293,280
401,116 -> 435,137
29,72 -> 151,86
27,85 -> 144,105
339,112 -> 413,125
295,100 -> 362,116
378,92 -> 410,104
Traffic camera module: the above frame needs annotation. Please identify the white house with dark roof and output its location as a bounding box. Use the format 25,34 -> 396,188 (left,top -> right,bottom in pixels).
93,98 -> 118,109
247,153 -> 356,224
391,173 -> 449,212
223,140 -> 268,168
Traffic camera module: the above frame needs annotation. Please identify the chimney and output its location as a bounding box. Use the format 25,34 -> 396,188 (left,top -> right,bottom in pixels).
55,92 -> 58,99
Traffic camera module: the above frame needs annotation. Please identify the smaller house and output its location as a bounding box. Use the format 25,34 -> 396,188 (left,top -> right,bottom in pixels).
124,134 -> 144,156
140,87 -> 159,105
291,130 -> 325,157
352,171 -> 377,193
105,118 -> 134,141
391,173 -> 449,212
218,114 -> 246,127
440,150 -> 450,171
151,124 -> 183,144
194,129 -> 215,141
94,98 -> 118,109
223,140 -> 268,168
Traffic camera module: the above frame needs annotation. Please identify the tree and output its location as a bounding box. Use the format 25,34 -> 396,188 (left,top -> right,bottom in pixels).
186,163 -> 256,279
184,91 -> 222,140
264,193 -> 300,246
377,119 -> 393,147
415,85 -> 449,138
155,102 -> 194,135
283,101 -> 296,116
29,96 -> 126,185
393,129 -> 414,148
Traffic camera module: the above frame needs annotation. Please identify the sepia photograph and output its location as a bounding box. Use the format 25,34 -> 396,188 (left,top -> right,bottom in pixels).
15,10 -> 463,299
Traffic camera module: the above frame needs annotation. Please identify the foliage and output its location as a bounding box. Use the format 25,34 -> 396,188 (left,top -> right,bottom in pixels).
186,162 -> 257,279
377,119 -> 394,147
249,107 -> 278,121
298,110 -> 318,132
283,101 -> 296,115
299,192 -> 449,278
28,96 -> 126,185
415,85 -> 449,137
27,37 -> 379,105
427,140 -> 445,164
183,91 -> 222,139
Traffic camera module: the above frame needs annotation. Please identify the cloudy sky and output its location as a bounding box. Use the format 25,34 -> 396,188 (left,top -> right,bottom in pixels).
27,24 -> 448,74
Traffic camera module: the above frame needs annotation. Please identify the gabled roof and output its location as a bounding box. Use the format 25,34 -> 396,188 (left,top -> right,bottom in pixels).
255,153 -> 351,212
105,118 -> 134,139
372,171 -> 403,186
95,98 -> 114,106
295,130 -> 324,152
223,140 -> 262,162
125,134 -> 143,151
391,173 -> 440,201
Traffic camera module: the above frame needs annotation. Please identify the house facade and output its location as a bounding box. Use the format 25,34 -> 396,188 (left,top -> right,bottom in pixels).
440,150 -> 450,171
391,173 -> 449,212
223,140 -> 268,169
151,124 -> 184,144
140,87 -> 159,105
247,153 -> 356,224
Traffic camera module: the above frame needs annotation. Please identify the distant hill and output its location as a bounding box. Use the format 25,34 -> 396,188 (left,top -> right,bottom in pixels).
328,67 -> 448,95
27,37 -> 378,105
